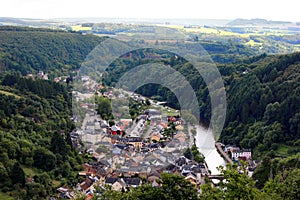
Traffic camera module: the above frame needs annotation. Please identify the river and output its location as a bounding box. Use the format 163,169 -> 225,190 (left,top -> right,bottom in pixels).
195,125 -> 226,175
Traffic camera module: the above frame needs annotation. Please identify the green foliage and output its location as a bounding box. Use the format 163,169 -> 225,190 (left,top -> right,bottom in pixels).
184,148 -> 193,160
263,169 -> 300,200
10,162 -> 25,187
0,74 -> 83,198
253,153 -> 300,189
89,173 -> 198,200
222,52 -> 300,159
96,95 -> 113,120
0,26 -> 103,76
200,163 -> 263,200
190,145 -> 205,163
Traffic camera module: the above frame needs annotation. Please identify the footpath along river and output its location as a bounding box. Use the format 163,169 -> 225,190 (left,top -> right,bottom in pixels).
195,125 -> 226,174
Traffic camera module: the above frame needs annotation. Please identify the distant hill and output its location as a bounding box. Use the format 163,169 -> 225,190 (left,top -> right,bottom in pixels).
0,26 -> 104,77
227,18 -> 292,26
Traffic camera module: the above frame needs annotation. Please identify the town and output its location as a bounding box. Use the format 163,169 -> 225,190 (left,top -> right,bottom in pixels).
53,75 -> 257,199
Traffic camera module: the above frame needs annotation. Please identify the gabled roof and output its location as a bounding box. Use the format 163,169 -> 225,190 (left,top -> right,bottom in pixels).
105,177 -> 118,184
126,137 -> 142,142
98,160 -> 110,167
111,125 -> 121,131
123,178 -> 141,186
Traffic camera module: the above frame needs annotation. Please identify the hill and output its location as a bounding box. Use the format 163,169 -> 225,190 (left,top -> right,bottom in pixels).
0,26 -> 104,77
0,74 -> 84,198
227,18 -> 292,26
222,52 -> 300,158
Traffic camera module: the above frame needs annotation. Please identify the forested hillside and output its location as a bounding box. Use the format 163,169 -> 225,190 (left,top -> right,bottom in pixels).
103,50 -> 300,158
0,74 -> 83,198
222,52 -> 300,157
0,26 -> 104,76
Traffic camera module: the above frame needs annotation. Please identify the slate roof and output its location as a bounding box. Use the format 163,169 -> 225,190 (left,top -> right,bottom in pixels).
105,177 -> 118,184
123,178 -> 141,186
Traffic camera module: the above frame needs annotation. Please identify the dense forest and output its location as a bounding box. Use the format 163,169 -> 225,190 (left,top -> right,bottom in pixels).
0,74 -> 84,199
0,26 -> 104,77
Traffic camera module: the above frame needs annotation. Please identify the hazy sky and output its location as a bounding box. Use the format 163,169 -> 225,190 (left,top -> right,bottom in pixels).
1,0 -> 299,22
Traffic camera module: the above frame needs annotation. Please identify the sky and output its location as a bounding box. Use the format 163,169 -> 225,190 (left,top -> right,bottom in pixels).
1,0 -> 300,22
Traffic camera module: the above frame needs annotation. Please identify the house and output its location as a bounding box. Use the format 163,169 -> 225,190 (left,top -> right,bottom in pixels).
112,147 -> 122,155
77,177 -> 94,193
147,171 -> 161,183
123,178 -> 141,188
105,177 -> 118,185
242,149 -> 252,160
175,125 -> 184,131
232,149 -> 252,161
120,118 -> 133,127
150,133 -> 161,142
152,179 -> 160,187
224,145 -> 240,153
109,125 -> 123,135
105,178 -> 126,191
167,115 -> 182,125
147,143 -> 160,151
184,172 -> 198,186
125,137 -> 143,148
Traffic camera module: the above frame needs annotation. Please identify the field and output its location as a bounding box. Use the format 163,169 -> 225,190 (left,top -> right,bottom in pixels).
245,39 -> 263,46
276,144 -> 300,156
71,25 -> 92,31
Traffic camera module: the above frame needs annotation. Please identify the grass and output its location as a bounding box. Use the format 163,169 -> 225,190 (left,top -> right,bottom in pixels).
161,106 -> 179,117
52,180 -> 62,188
22,165 -> 39,177
276,144 -> 300,156
0,192 -> 14,200
0,90 -> 21,99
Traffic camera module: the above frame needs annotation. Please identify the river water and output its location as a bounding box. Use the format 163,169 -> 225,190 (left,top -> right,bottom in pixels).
195,125 -> 226,174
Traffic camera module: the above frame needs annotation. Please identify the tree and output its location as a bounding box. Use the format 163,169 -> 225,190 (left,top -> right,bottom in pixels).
263,169 -> 300,200
161,173 -> 198,200
10,162 -> 25,187
88,173 -> 198,200
145,99 -> 151,106
184,148 -> 193,160
50,133 -> 68,158
0,162 -> 9,187
96,96 -> 112,120
201,163 -> 262,200
33,148 -> 56,171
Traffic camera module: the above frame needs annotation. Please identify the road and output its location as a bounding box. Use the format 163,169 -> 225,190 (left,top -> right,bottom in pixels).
187,124 -> 195,148
215,142 -> 233,164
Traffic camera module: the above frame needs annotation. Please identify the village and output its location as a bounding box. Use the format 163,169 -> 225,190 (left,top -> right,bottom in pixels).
58,75 -> 257,199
